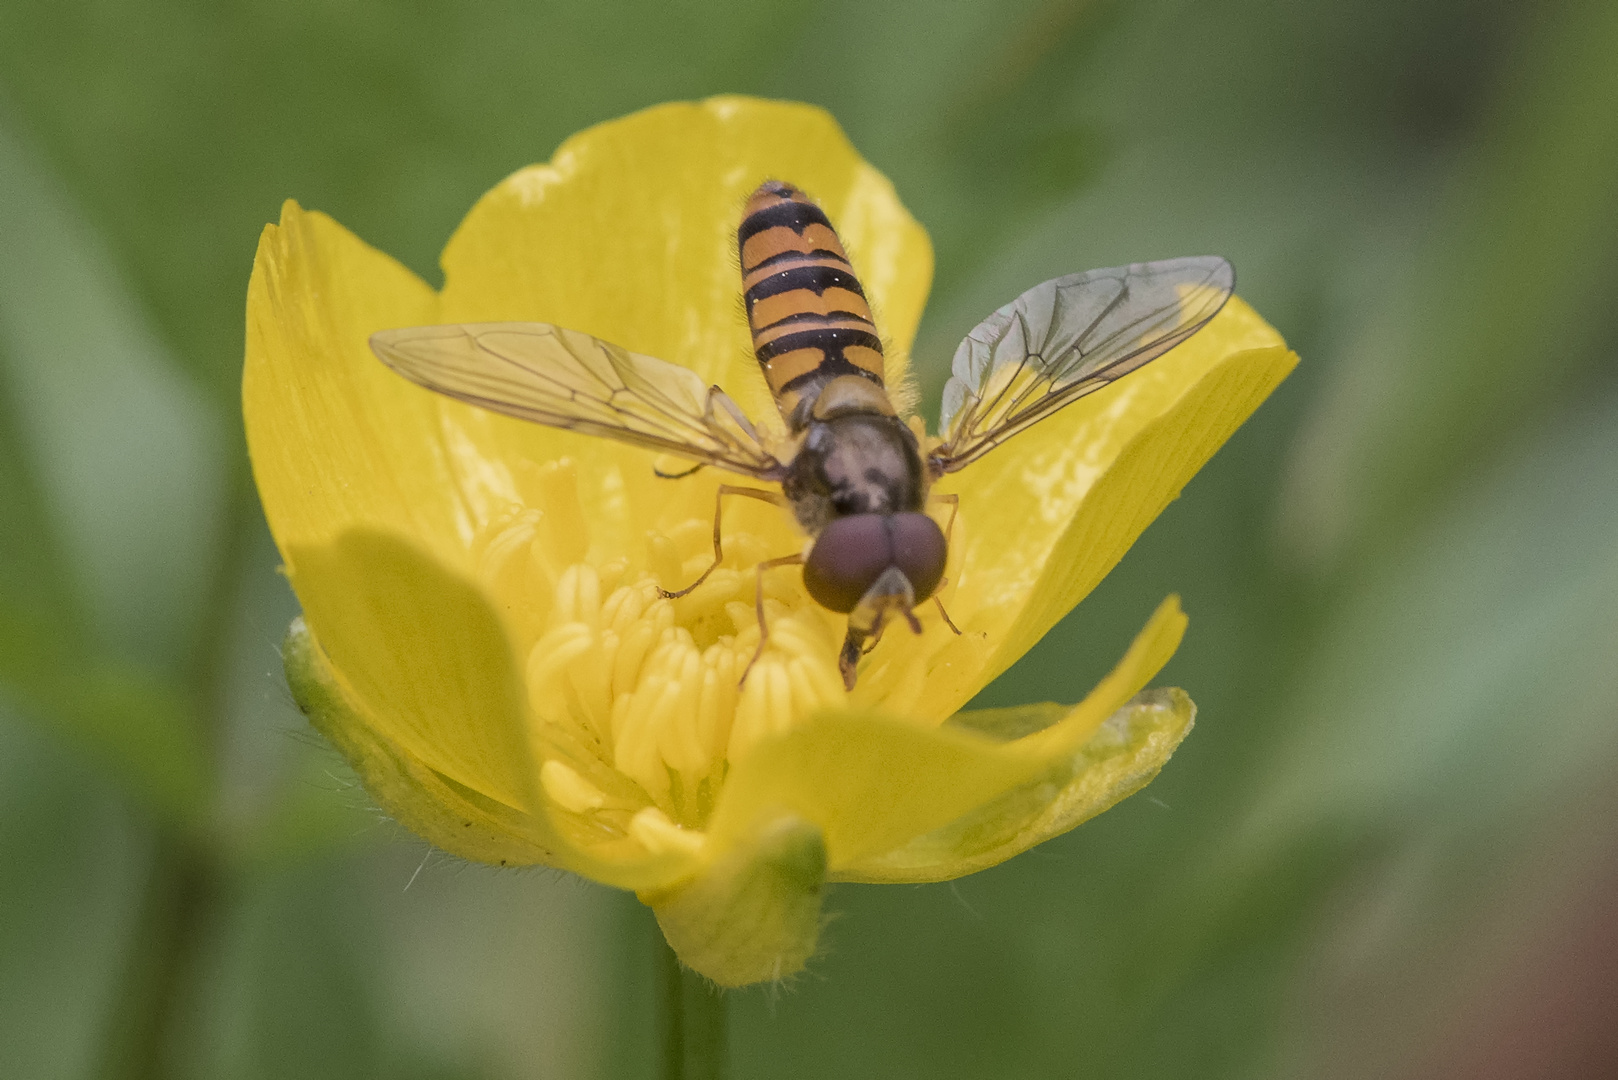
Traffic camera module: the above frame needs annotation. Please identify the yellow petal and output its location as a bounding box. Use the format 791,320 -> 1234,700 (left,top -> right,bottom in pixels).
288,529 -> 538,809
910,299 -> 1296,718
285,534 -> 702,890
439,97 -> 933,434
244,201 -> 483,569
705,596 -> 1185,873
842,688 -> 1196,883
282,614 -> 555,866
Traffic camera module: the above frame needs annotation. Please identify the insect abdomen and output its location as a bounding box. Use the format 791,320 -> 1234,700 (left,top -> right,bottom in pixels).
739,182 -> 886,422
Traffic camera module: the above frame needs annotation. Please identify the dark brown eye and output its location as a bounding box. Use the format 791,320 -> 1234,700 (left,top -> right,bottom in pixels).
887,512 -> 947,601
802,512 -> 947,613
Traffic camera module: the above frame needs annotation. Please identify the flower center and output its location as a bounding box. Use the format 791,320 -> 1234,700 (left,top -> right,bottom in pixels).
470,459 -> 848,837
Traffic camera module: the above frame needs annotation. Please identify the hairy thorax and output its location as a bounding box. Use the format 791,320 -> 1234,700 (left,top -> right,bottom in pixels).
783,412 -> 927,534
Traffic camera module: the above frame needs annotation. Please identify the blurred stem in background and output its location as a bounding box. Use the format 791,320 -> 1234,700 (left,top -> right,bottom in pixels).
0,104 -> 226,1080
90,475 -> 258,1080
94,833 -> 217,1080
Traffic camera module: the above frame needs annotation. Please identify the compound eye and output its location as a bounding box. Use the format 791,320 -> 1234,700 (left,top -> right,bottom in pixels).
802,512 -> 949,613
887,512 -> 947,603
803,515 -> 890,613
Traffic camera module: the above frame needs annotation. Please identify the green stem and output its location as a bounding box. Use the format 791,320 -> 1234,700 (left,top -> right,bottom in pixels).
658,934 -> 727,1080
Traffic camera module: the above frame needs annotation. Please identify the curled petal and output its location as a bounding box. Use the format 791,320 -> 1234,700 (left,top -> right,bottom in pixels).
291,529 -> 537,809
707,596 -> 1187,875
842,688 -> 1196,883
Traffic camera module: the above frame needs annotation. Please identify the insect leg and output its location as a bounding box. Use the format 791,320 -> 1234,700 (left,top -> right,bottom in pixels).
931,492 -> 960,544
740,553 -> 806,686
653,460 -> 706,480
858,610 -> 890,656
838,567 -> 920,690
658,484 -> 786,599
930,580 -> 963,635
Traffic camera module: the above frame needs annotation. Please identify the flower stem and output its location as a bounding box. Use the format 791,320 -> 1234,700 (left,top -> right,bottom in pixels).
658,933 -> 727,1080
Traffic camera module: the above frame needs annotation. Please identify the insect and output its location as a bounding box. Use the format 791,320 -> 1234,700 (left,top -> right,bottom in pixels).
371,181 -> 1233,689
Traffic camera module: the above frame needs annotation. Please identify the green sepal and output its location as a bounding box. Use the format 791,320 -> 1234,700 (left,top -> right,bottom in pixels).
282,616 -> 557,867
643,814 -> 828,988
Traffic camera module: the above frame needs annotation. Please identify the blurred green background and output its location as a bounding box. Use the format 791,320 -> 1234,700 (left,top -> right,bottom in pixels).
2,0 -> 1616,1077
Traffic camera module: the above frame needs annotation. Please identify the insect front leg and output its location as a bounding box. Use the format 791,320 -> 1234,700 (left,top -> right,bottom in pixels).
658,484 -> 786,599
740,553 -> 806,686
931,582 -> 962,635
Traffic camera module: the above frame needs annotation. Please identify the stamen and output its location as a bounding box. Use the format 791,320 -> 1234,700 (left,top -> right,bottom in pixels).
554,563 -> 602,630
504,488 -> 859,831
630,806 -> 707,857
648,531 -> 685,591
540,759 -> 608,812
532,459 -> 590,565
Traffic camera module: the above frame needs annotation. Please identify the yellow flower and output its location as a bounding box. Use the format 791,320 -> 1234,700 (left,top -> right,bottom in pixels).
244,97 -> 1295,987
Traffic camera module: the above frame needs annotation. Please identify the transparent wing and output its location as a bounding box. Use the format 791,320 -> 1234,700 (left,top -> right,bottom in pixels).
931,256 -> 1234,473
370,322 -> 785,479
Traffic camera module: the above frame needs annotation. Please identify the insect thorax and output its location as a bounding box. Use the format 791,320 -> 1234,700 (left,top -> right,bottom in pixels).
783,411 -> 927,535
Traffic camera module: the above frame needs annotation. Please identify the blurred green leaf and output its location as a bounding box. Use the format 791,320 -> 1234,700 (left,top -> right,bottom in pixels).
0,114 -> 226,673
368,850 -> 625,1080
1246,389 -> 1618,851
208,519 -> 373,868
0,0 -> 1114,403
0,0 -> 811,396
1249,391 -> 1618,1077
0,113 -> 221,819
1281,0 -> 1618,561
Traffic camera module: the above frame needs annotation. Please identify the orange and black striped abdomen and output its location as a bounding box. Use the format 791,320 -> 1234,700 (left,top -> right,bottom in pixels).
739,182 -> 886,418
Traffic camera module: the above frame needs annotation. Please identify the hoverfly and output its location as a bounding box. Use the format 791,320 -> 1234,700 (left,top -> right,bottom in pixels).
371,181 -> 1233,689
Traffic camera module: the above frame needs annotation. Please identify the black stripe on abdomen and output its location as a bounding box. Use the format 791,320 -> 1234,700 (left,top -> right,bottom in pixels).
745,246 -> 851,275
754,326 -> 884,364
745,264 -> 866,311
754,309 -> 874,334
778,353 -> 884,392
738,199 -> 833,247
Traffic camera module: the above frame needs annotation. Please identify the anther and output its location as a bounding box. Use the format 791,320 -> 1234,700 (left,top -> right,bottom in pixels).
540,760 -> 608,813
